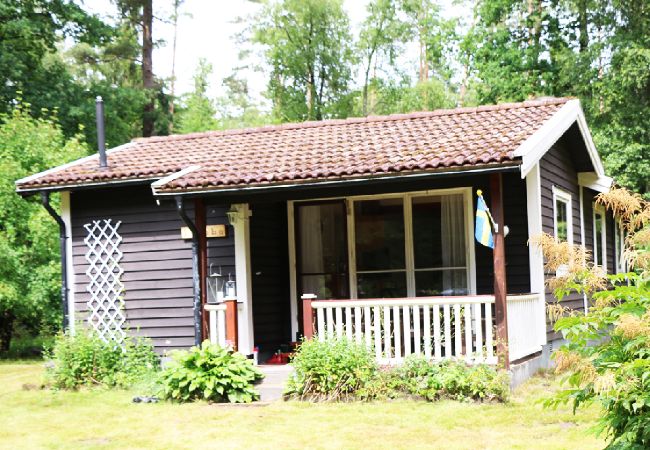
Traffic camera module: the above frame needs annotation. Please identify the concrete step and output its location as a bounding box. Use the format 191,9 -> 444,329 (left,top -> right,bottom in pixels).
256,365 -> 293,402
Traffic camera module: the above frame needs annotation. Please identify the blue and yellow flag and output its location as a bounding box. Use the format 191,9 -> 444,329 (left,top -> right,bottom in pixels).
475,191 -> 494,249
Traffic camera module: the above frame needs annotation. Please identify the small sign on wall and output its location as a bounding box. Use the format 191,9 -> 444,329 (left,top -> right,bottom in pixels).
181,224 -> 227,240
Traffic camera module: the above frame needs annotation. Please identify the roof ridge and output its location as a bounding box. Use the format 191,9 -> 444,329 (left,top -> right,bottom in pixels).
133,97 -> 574,144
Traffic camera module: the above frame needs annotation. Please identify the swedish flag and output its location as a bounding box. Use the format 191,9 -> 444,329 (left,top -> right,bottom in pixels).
475,191 -> 494,249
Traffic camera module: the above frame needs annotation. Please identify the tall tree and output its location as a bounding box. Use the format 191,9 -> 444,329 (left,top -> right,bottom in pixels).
175,59 -> 218,134
252,0 -> 355,121
357,0 -> 407,116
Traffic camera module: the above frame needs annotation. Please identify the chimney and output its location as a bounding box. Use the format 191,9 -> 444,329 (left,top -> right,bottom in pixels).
95,96 -> 108,169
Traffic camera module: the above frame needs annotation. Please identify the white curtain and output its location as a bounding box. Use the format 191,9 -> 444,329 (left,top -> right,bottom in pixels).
441,194 -> 467,294
298,206 -> 324,296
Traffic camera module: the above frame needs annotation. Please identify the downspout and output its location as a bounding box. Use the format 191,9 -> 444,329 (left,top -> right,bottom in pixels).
175,196 -> 203,346
40,192 -> 69,330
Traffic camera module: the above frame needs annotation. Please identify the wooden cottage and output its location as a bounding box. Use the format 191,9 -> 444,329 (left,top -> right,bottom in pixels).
16,97 -> 619,378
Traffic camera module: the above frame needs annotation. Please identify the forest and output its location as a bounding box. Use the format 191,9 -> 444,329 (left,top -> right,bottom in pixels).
0,0 -> 648,351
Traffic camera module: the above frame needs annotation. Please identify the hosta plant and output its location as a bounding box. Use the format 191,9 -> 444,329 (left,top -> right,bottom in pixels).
160,341 -> 264,403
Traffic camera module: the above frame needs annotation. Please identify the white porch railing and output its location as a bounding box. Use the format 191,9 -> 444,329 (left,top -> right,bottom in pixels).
308,296 -> 497,365
506,293 -> 543,362
204,303 -> 227,347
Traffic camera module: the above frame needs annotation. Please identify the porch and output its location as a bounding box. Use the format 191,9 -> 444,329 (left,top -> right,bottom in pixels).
198,171 -> 547,367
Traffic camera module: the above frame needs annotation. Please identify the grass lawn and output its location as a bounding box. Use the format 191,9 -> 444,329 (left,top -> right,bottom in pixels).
0,361 -> 604,450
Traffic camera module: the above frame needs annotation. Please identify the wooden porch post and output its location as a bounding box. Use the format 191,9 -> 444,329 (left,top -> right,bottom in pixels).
195,199 -> 208,341
225,298 -> 238,350
301,294 -> 316,340
490,173 -> 510,368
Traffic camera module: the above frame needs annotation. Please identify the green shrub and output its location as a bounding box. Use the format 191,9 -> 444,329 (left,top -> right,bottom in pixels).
388,356 -> 510,402
286,337 -> 378,401
160,341 -> 264,403
46,330 -> 158,389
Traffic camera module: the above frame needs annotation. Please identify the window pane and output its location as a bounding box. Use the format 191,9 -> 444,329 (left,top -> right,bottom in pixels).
300,274 -> 349,300
415,270 -> 468,297
555,199 -> 568,242
355,198 -> 405,271
357,272 -> 407,298
412,195 -> 466,269
595,212 -> 604,266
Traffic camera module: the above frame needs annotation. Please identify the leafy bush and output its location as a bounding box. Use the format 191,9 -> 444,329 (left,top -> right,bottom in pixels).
386,356 -> 510,402
541,187 -> 650,449
286,337 -> 377,401
46,330 -> 158,389
160,341 -> 264,403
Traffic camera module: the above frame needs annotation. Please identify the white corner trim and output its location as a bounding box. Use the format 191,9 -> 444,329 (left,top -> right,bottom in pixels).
150,165 -> 201,194
525,164 -> 546,345
578,172 -> 613,193
61,191 -> 76,335
15,142 -> 136,188
232,203 -> 254,354
515,99 -> 606,180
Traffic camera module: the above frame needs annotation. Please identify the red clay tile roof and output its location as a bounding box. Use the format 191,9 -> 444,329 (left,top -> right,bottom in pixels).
16,98 -> 571,194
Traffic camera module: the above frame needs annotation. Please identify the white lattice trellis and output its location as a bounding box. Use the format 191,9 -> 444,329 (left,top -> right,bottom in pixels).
84,219 -> 126,344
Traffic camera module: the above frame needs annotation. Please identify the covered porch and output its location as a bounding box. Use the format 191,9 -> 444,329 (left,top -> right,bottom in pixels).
199,170 -> 547,367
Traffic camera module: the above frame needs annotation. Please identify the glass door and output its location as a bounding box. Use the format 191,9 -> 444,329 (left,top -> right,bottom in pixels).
295,201 -> 349,299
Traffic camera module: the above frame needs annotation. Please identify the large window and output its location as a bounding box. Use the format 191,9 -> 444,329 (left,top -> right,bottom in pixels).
553,187 -> 572,244
294,189 -> 473,300
593,205 -> 607,269
614,220 -> 626,273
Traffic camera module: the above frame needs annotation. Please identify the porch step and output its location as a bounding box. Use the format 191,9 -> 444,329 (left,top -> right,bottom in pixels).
256,365 -> 293,402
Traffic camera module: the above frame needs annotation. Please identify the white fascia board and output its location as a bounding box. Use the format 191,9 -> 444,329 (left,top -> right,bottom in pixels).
514,99 -> 607,179
150,165 -> 201,195
15,142 -> 135,189
578,172 -> 614,193
514,100 -> 580,178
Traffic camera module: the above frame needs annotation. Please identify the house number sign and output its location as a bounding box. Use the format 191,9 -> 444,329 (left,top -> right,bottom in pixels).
181,224 -> 227,239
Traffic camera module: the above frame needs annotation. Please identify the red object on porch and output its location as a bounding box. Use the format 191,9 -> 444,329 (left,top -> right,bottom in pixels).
225,298 -> 238,351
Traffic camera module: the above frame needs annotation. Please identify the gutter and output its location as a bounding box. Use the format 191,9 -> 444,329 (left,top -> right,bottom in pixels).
40,192 -> 69,330
175,196 -> 203,346
153,163 -> 522,198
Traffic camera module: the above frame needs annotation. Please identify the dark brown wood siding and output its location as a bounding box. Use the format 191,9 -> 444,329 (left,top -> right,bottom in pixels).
540,139 -> 585,341
71,186 -> 233,352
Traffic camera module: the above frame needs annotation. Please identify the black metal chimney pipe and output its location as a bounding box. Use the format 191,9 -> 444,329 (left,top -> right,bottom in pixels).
96,96 -> 107,169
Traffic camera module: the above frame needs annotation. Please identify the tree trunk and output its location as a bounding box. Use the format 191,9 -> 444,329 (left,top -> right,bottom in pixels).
142,0 -> 154,137
578,0 -> 589,53
169,0 -> 180,133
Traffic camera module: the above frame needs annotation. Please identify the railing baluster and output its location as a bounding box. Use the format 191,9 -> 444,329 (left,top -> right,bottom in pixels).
317,307 -> 325,342
326,307 -> 334,339
413,305 -> 421,355
373,306 -> 381,360
474,303 -> 483,362
345,306 -> 353,340
354,306 -> 362,344
364,306 -> 371,348
485,300 -> 494,362
423,305 -> 431,359
393,305 -> 401,361
335,307 -> 343,338
454,304 -> 462,358
433,304 -> 441,359
464,303 -> 473,361
443,304 -> 452,358
402,305 -> 411,357
383,306 -> 391,361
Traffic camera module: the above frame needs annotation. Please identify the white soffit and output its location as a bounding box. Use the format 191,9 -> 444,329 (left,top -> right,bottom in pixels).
514,99 -> 606,180
578,172 -> 614,193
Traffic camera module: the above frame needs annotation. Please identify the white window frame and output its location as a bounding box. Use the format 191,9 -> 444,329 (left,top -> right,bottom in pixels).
552,186 -> 573,245
614,219 -> 626,273
287,187 -> 477,336
592,204 -> 607,271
